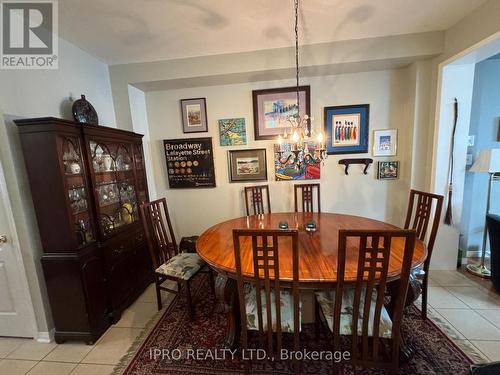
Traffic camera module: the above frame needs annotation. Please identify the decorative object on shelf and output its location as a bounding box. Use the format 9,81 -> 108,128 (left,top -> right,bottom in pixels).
377,161 -> 400,180
445,98 -> 458,225
180,98 -> 208,133
324,104 -> 369,155
228,148 -> 267,182
219,118 -> 247,146
164,137 -> 216,188
121,203 -> 134,224
373,129 -> 398,156
338,158 -> 373,175
72,94 -> 98,125
465,148 -> 500,278
274,142 -> 321,180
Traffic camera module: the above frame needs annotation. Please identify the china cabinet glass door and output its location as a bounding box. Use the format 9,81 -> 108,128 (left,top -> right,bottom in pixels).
59,136 -> 95,247
89,140 -> 139,237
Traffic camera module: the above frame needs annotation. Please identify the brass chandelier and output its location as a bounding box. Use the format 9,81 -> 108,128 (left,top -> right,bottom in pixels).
276,0 -> 327,166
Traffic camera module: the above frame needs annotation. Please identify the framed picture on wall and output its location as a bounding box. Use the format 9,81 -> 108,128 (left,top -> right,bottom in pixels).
377,161 -> 400,180
252,86 -> 310,140
218,118 -> 247,146
324,104 -> 369,154
228,149 -> 267,182
180,98 -> 208,133
373,129 -> 398,156
164,137 -> 216,188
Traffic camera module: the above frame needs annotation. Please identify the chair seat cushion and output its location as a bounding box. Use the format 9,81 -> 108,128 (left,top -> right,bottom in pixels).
315,287 -> 393,338
155,253 -> 205,280
244,284 -> 301,333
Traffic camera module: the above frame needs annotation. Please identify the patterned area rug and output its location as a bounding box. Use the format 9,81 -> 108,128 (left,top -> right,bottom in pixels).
115,274 -> 473,375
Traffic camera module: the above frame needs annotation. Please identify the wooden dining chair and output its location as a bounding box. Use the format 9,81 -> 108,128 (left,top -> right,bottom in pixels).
140,198 -> 213,319
244,185 -> 271,216
315,229 -> 416,370
233,229 -> 300,358
404,189 -> 443,319
294,183 -> 321,213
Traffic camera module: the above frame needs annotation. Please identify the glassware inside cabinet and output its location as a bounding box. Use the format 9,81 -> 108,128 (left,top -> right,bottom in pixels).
62,138 -> 83,175
115,145 -> 133,171
75,215 -> 94,246
68,186 -> 88,213
97,182 -> 119,207
90,141 -> 115,173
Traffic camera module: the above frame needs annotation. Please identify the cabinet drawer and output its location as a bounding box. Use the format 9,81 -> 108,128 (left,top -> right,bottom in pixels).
103,235 -> 131,267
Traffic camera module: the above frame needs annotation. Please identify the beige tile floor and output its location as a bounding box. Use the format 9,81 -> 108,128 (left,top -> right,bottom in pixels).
0,270 -> 499,374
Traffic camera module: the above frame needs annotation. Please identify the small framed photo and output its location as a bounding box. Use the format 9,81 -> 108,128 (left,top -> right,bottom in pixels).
219,118 -> 247,146
228,149 -> 267,182
253,86 -> 310,140
377,161 -> 399,180
324,104 -> 369,154
373,129 -> 397,156
180,98 -> 208,133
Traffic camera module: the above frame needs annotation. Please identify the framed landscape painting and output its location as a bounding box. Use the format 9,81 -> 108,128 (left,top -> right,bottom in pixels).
252,86 -> 310,140
228,149 -> 267,182
218,118 -> 247,146
324,104 -> 369,155
180,98 -> 208,133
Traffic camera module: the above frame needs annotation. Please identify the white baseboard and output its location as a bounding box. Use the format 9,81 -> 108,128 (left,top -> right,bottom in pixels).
36,329 -> 54,343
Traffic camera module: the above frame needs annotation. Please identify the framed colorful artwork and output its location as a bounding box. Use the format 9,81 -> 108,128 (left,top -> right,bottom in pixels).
377,161 -> 400,180
218,118 -> 247,146
180,98 -> 208,133
274,143 -> 321,181
228,149 -> 267,182
373,129 -> 397,156
252,86 -> 310,140
324,104 -> 369,155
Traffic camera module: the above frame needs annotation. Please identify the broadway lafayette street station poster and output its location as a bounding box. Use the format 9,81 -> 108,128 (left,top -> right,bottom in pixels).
164,137 -> 216,188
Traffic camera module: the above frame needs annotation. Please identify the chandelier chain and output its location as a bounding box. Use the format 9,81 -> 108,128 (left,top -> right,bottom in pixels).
294,0 -> 300,113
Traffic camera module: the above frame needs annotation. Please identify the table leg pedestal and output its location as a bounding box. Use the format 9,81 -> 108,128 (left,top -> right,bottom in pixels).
214,273 -> 239,349
387,277 -> 422,363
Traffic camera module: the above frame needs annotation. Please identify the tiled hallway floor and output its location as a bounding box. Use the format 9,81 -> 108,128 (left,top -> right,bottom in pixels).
1,269 -> 499,374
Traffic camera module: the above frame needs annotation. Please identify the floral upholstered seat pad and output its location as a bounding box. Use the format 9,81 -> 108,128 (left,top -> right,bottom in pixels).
244,283 -> 301,333
315,287 -> 393,338
155,253 -> 205,280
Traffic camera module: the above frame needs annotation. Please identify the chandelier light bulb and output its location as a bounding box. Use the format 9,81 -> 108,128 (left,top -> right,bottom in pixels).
317,132 -> 324,144
292,130 -> 299,143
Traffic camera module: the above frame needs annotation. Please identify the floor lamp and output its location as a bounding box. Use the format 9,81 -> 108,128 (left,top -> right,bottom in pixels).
466,149 -> 500,278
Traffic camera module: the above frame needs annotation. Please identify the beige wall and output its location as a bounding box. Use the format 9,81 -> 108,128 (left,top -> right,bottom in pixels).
144,69 -> 417,238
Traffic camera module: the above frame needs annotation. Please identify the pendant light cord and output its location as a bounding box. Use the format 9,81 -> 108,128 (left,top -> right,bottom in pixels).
294,0 -> 300,113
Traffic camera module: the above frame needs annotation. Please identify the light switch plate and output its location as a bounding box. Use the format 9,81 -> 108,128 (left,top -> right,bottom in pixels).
467,135 -> 475,147
466,153 -> 473,166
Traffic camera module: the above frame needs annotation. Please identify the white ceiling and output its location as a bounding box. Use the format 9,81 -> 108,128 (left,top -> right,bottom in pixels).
59,0 -> 488,65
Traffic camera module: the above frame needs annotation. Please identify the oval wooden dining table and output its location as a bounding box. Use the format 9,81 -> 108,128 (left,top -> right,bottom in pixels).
196,212 -> 427,348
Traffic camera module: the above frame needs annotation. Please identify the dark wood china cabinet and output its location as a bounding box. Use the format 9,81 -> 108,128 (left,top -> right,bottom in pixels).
15,117 -> 152,344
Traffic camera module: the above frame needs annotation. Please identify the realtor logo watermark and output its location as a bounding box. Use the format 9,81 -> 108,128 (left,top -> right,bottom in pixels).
1,0 -> 58,69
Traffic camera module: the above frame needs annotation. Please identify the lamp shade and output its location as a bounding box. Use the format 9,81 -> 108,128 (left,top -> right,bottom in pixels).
470,149 -> 500,173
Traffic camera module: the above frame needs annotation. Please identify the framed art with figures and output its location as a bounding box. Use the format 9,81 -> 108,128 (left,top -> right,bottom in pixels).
252,86 -> 310,140
324,104 -> 369,155
180,98 -> 208,133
